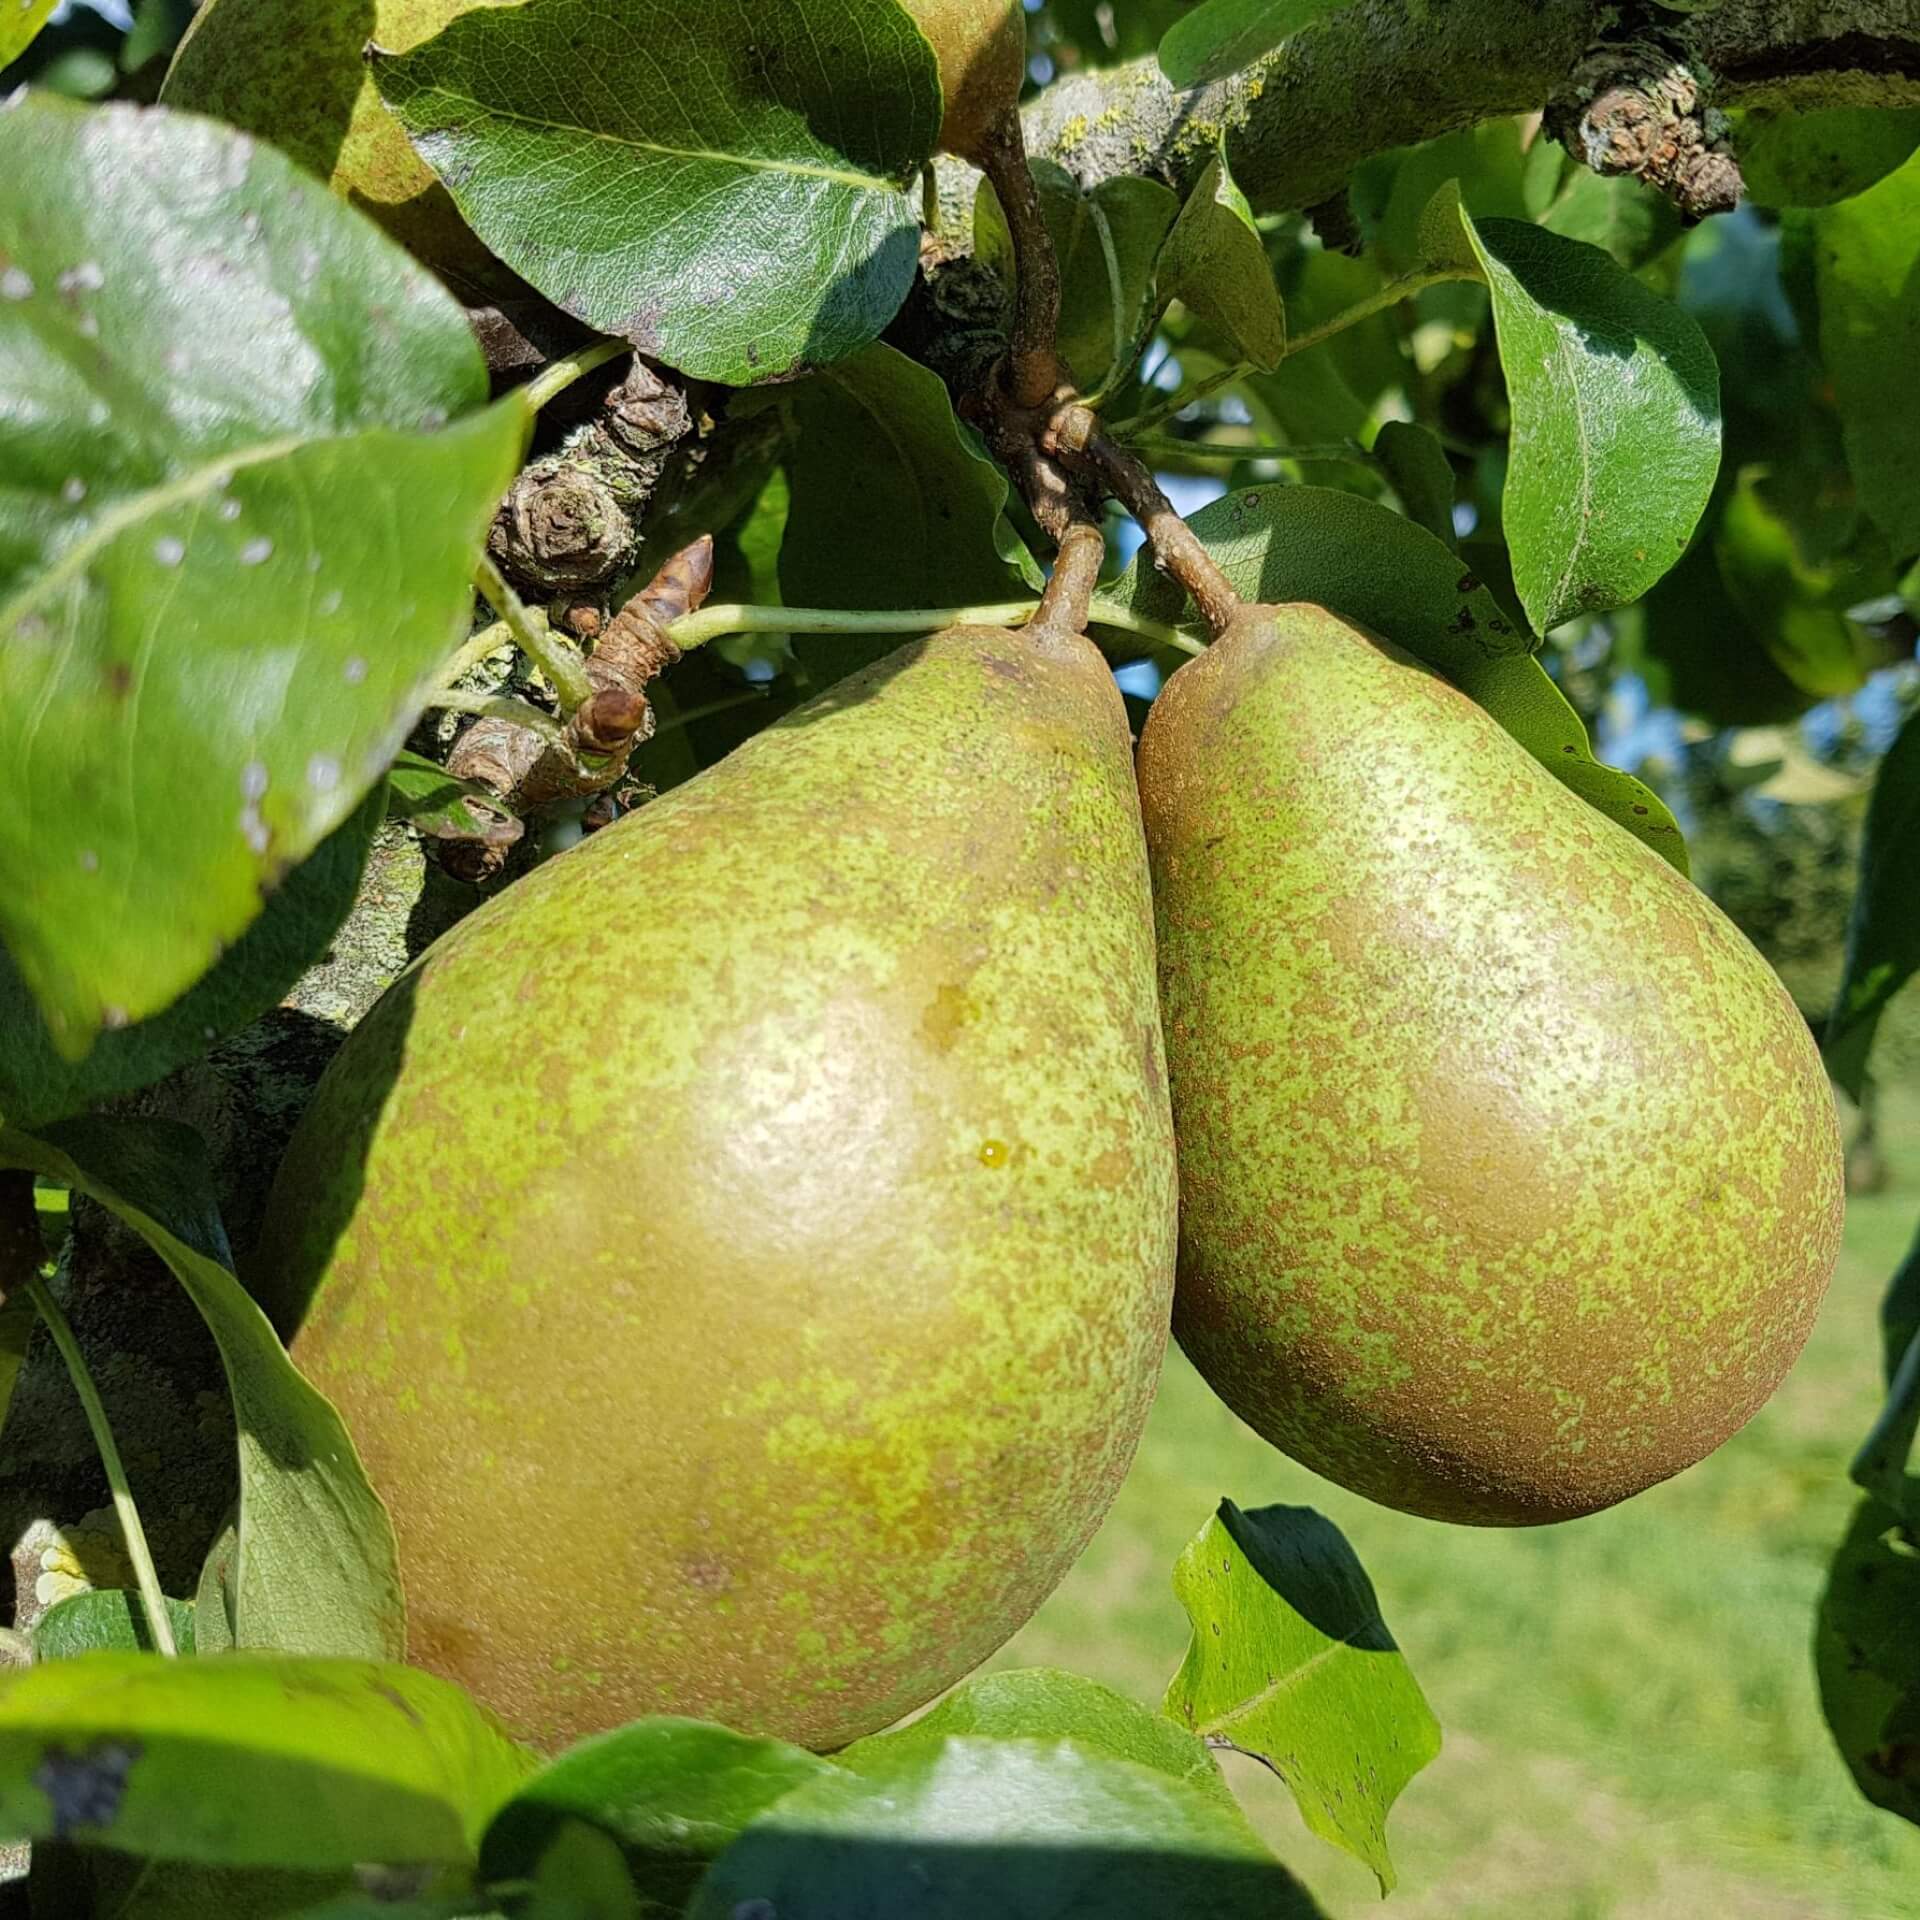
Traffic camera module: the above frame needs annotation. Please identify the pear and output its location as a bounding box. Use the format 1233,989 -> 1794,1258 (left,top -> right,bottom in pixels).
253,626 -> 1176,1750
161,0 -> 516,298
1136,603 -> 1844,1526
905,0 -> 1027,165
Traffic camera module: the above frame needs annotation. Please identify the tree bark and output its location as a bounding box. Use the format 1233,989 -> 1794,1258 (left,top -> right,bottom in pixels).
1022,0 -> 1920,213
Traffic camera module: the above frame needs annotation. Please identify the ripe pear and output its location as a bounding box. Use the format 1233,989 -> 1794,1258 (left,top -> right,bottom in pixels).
161,0 -> 516,298
905,0 -> 1026,165
253,626 -> 1176,1750
1137,603 -> 1844,1526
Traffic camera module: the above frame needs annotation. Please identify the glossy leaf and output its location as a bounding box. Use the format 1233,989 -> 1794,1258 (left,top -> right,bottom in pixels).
1158,0 -> 1359,90
481,1718 -> 834,1917
782,343 -> 1034,690
1803,152 -> 1920,556
1165,1502 -> 1440,1894
371,0 -> 940,384
0,1652 -> 533,1868
1737,107 -> 1920,208
1104,485 -> 1687,868
31,1590 -> 196,1662
0,0 -> 57,64
0,788 -> 380,1132
689,1737 -> 1323,1919
1825,709 -> 1920,1101
1428,187 -> 1721,632
1156,153 -> 1286,370
840,1669 -> 1234,1811
1370,421 -> 1456,546
1816,1494 -> 1920,1829
0,93 -> 525,1055
0,1117 -> 406,1660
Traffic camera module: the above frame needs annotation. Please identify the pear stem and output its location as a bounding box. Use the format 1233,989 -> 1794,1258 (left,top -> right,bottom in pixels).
1032,518 -> 1106,640
521,336 -> 631,415
979,106 -> 1066,411
0,1175 -> 177,1659
473,556 -> 594,714
1075,433 -> 1243,638
661,598 -> 1199,657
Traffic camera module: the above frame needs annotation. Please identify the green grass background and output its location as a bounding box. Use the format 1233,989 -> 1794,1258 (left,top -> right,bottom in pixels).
997,1081 -> 1920,1919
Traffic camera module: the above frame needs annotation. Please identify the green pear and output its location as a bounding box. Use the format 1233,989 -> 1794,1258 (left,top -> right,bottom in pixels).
1137,603 -> 1844,1526
904,0 -> 1026,164
160,0 -> 516,298
253,627 -> 1175,1750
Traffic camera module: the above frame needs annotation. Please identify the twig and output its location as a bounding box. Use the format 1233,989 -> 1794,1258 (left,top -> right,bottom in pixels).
472,554 -> 594,713
1,1174 -> 178,1660
978,106 -> 1066,410
521,336 -> 631,415
422,689 -> 569,748
1075,432 -> 1243,639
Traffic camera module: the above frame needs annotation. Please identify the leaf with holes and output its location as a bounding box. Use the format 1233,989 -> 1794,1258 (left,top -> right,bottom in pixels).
371,0 -> 940,384
1158,0 -> 1360,89
0,94 -> 525,1057
0,1652 -> 533,1868
1157,153 -> 1286,371
1825,709 -> 1920,1101
1164,1502 -> 1440,1895
0,1116 -> 406,1660
1420,183 -> 1721,633
1104,485 -> 1687,869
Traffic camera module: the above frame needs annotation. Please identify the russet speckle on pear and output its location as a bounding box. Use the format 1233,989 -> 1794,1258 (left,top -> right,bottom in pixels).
253,627 -> 1176,1751
1137,602 -> 1844,1527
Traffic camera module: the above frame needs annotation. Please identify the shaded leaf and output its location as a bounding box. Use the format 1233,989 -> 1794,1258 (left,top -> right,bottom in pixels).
1853,1327 -> 1920,1524
386,749 -> 522,859
1825,709 -> 1920,1100
1158,0 -> 1359,90
192,1517 -> 238,1658
1883,1222 -> 1920,1391
372,0 -> 940,384
1157,153 -> 1286,370
1802,151 -> 1920,556
0,93 -> 524,1054
0,1291 -> 34,1436
1359,124 -> 1529,276
840,1669 -> 1233,1812
29,1847 -> 353,1920
1104,484 -> 1687,868
689,1737 -> 1324,1920
31,1590 -> 196,1661
0,1117 -> 405,1660
481,1719 -> 834,1917
782,343 -> 1034,690
1539,167 -> 1684,272
1816,1494 -> 1920,1829
0,787 -> 381,1132
1737,106 -> 1920,208
1164,1501 -> 1440,1894
0,1652 -> 533,1868
1370,421 -> 1456,545
1424,186 -> 1721,632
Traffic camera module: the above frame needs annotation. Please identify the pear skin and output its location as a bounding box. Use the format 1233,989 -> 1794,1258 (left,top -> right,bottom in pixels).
904,0 -> 1026,164
1137,602 -> 1843,1526
254,627 -> 1175,1749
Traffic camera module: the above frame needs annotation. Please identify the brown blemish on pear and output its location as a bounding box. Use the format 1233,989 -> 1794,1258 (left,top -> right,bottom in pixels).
1137,602 -> 1843,1527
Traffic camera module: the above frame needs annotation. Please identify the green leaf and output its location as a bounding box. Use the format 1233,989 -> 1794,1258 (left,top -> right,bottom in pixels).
1825,710 -> 1920,1101
1736,106 -> 1920,208
1370,421 -> 1456,546
0,1290 -> 36,1435
1883,1222 -> 1920,1390
1803,151 -> 1920,556
1358,124 -> 1529,276
1157,0 -> 1358,89
192,1518 -> 238,1659
976,166 -> 1178,395
688,1737 -> 1324,1920
0,1651 -> 533,1868
1156,153 -> 1286,371
371,0 -> 940,385
31,1591 -> 196,1662
519,1818 -> 643,1920
0,0 -> 57,64
1164,1501 -> 1440,1895
0,94 -> 525,1056
781,343 -> 1034,689
0,787 -> 381,1132
839,1669 -> 1234,1812
481,1719 -> 835,1918
1426,187 -> 1721,632
1539,168 -> 1684,272
1816,1495 -> 1920,1829
0,1117 -> 406,1660
1104,484 -> 1688,869
30,1848 -> 355,1920
385,749 -> 522,863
